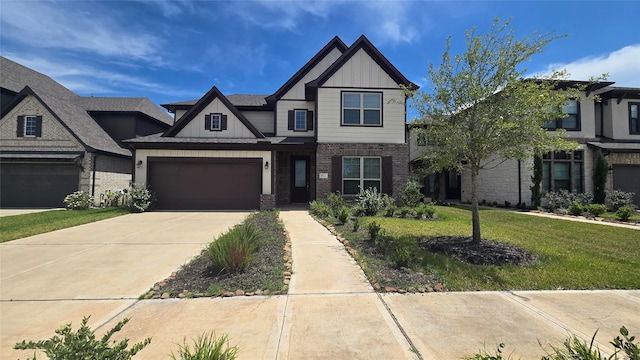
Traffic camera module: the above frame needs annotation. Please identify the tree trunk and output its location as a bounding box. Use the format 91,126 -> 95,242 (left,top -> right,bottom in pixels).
471,167 -> 481,244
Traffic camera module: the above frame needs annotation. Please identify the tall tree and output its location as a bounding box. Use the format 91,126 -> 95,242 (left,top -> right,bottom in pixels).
593,150 -> 609,204
406,18 -> 589,243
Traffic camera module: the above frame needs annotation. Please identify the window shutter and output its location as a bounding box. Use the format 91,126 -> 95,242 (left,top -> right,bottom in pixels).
204,114 -> 211,130
288,110 -> 294,130
221,115 -> 228,130
16,116 -> 24,137
35,116 -> 43,137
331,156 -> 342,193
307,111 -> 314,130
382,156 -> 393,195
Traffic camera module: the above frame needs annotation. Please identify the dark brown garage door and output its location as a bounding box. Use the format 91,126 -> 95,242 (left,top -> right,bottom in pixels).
0,163 -> 80,208
612,165 -> 640,207
147,158 -> 262,210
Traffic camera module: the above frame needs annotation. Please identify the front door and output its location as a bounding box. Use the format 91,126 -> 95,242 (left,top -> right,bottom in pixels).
445,169 -> 461,200
291,156 -> 310,203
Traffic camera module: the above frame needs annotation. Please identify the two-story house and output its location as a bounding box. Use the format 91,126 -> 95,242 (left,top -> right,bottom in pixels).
0,56 -> 173,208
126,35 -> 417,210
409,81 -> 640,207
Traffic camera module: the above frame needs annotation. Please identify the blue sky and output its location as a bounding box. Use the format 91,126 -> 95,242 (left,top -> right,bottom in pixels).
2,0 -> 639,110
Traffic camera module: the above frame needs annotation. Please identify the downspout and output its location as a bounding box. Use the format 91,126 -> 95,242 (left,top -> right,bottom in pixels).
91,153 -> 98,197
600,101 -> 604,137
517,160 -> 522,205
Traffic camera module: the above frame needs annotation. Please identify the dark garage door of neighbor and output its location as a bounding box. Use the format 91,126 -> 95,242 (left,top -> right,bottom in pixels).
0,163 -> 80,208
147,158 -> 262,210
612,165 -> 640,207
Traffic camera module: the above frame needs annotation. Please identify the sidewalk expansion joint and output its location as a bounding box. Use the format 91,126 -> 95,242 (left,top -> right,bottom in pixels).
375,292 -> 423,360
0,297 -> 139,302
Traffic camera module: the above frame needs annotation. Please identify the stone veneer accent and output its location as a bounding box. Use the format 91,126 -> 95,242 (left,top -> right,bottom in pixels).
260,194 -> 276,210
315,143 -> 408,201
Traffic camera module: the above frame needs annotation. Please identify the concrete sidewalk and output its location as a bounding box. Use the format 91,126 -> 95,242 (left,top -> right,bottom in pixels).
2,210 -> 639,359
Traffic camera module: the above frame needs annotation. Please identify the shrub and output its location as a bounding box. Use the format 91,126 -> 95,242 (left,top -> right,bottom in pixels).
384,205 -> 397,217
351,204 -> 366,217
14,316 -> 150,359
326,190 -> 345,216
374,230 -> 394,254
208,223 -> 262,273
400,180 -> 423,207
337,206 -> 350,224
546,190 -> 592,211
606,189 -> 635,211
356,187 -> 384,216
381,193 -> 396,209
127,184 -> 154,213
568,201 -> 584,216
616,205 -> 637,222
398,206 -> 412,218
584,204 -> 607,217
391,237 -> 418,269
169,332 -> 239,360
367,221 -> 381,240
309,200 -> 331,218
351,217 -> 360,232
63,191 -> 93,210
415,203 -> 435,219
531,153 -> 543,208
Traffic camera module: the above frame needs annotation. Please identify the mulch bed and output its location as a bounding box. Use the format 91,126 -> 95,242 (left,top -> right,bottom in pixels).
419,236 -> 539,266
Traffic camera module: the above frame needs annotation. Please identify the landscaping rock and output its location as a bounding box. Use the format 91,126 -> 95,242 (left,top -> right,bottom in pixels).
235,289 -> 245,296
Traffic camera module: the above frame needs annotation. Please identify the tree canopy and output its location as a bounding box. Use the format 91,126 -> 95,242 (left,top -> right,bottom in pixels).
406,18 -> 601,243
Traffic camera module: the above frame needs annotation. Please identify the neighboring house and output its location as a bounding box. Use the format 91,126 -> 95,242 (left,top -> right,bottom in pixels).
409,81 -> 640,207
126,35 -> 417,210
0,56 -> 173,208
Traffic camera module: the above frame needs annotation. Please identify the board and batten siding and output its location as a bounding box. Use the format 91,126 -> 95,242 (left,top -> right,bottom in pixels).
321,48 -> 399,89
175,98 -> 256,138
316,88 -> 405,144
276,100 -> 315,137
281,47 -> 343,100
134,149 -> 272,194
242,110 -> 274,134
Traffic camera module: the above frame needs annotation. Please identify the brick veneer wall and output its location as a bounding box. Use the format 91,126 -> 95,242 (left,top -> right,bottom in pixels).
275,151 -> 316,206
316,143 -> 408,201
260,194 -> 276,210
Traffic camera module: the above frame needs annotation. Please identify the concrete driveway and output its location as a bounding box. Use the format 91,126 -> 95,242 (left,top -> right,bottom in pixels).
0,211 -> 250,358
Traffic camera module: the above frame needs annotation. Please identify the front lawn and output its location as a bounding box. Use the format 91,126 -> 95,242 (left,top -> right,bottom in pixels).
338,206 -> 640,291
0,207 -> 129,243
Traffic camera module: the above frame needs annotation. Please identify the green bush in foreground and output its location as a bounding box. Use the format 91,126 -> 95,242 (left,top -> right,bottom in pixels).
169,332 -> 239,360
63,191 -> 94,210
309,200 -> 331,218
616,205 -> 637,222
464,326 -> 638,360
14,316 -> 151,359
208,223 -> 262,273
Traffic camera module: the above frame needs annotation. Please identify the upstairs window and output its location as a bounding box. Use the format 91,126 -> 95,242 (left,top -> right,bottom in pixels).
544,99 -> 581,131
16,115 -> 42,138
204,113 -> 227,131
630,102 -> 639,134
417,134 -> 426,146
342,92 -> 381,126
295,110 -> 307,131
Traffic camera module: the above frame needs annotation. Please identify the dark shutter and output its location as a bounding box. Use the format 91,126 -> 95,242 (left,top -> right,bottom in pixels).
16,116 -> 24,137
288,110 -> 294,130
382,156 -> 393,195
331,156 -> 342,193
204,114 -> 211,130
221,115 -> 228,130
307,111 -> 314,130
35,116 -> 43,137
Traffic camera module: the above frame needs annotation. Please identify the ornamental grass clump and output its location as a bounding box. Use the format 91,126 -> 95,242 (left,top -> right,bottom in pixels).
208,223 -> 262,273
169,332 -> 239,360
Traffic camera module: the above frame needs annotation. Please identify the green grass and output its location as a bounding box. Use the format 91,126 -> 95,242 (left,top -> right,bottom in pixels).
352,206 -> 640,291
599,211 -> 640,222
0,207 -> 129,243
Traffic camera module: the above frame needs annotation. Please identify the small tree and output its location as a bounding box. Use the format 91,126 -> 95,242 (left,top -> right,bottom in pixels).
405,18 -> 601,243
593,150 -> 609,204
530,153 -> 543,208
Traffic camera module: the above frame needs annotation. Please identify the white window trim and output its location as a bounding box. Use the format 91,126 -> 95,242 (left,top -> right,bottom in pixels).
24,115 -> 37,137
341,92 -> 382,126
211,113 -> 222,131
294,109 -> 307,131
343,156 -> 381,195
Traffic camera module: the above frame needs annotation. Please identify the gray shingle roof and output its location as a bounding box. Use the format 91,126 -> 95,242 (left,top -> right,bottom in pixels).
163,94 -> 269,108
75,97 -> 173,125
0,56 -> 77,100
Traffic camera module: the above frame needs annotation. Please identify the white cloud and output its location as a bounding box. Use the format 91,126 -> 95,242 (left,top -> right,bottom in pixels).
540,44 -> 640,87
0,1 -> 162,61
362,2 -> 418,45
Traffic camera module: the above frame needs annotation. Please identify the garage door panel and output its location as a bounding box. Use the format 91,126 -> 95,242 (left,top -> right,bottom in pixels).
147,158 -> 261,210
612,165 -> 640,207
0,163 -> 79,208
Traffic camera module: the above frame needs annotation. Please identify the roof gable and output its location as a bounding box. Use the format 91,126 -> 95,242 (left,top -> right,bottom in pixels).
266,36 -> 348,103
305,35 -> 418,100
164,86 -> 264,138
